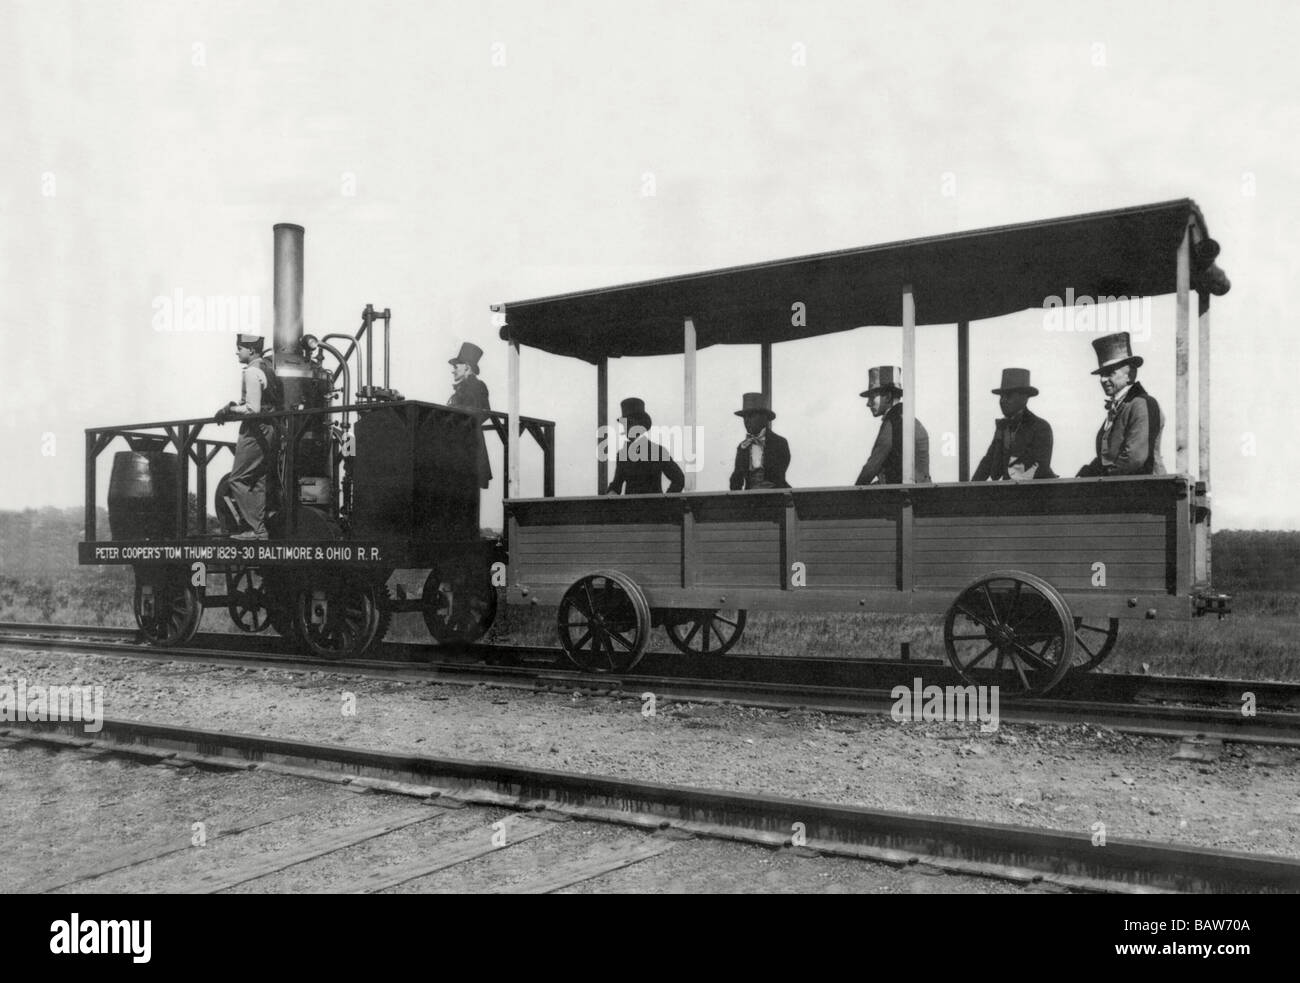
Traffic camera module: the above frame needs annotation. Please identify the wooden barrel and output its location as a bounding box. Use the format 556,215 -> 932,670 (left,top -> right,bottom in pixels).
107,451 -> 179,540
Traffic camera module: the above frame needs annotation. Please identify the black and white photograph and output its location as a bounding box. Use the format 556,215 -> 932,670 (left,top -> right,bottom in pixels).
0,0 -> 1293,947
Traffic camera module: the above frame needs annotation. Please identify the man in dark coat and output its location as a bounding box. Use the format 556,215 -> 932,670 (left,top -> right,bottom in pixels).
729,392 -> 790,489
606,398 -> 685,494
1076,332 -> 1165,476
855,365 -> 931,485
972,368 -> 1057,481
446,341 -> 493,489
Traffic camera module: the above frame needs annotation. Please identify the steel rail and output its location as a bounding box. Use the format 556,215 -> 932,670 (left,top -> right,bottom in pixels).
4,716 -> 1296,894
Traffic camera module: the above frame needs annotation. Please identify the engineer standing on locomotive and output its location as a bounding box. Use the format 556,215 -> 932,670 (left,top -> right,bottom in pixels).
215,333 -> 281,540
446,341 -> 493,489
729,392 -> 791,489
855,365 -> 931,485
1076,332 -> 1165,477
971,368 -> 1057,480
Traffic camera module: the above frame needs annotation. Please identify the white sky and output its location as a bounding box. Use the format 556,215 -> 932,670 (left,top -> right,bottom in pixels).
3,0 -> 1297,530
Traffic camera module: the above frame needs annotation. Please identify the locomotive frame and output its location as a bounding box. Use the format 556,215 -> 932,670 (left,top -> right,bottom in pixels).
493,198 -> 1231,694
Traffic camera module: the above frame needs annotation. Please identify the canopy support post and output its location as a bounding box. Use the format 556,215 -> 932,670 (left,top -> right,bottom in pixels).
957,320 -> 970,481
507,328 -> 520,500
596,356 -> 608,495
1175,225 -> 1191,474
1198,290 -> 1212,578
902,287 -> 916,485
760,343 -> 772,403
684,318 -> 697,492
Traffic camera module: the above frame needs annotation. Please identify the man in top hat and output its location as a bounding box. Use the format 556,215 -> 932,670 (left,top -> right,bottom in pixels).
446,341 -> 492,489
215,334 -> 282,540
855,366 -> 931,485
1076,332 -> 1165,477
729,392 -> 791,490
972,368 -> 1057,481
606,397 -> 685,494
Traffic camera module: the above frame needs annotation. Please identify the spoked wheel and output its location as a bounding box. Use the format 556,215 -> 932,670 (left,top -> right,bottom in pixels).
293,575 -> 380,660
227,567 -> 270,633
943,570 -> 1075,696
1072,617 -> 1120,671
133,568 -> 203,645
557,570 -> 651,673
665,609 -> 748,656
422,562 -> 497,645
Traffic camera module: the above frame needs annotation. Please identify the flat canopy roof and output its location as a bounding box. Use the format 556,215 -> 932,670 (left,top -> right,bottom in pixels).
497,198 -> 1225,364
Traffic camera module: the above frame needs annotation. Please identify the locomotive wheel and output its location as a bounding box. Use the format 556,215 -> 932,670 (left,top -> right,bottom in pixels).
421,562 -> 497,645
557,571 -> 651,673
665,609 -> 747,656
293,575 -> 379,660
943,570 -> 1075,696
133,570 -> 203,646
1072,617 -> 1120,671
227,567 -> 270,633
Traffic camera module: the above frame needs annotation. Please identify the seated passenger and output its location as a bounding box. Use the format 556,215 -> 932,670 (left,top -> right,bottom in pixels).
856,365 -> 931,484
606,398 -> 685,494
729,392 -> 790,490
972,368 -> 1056,480
1076,332 -> 1165,477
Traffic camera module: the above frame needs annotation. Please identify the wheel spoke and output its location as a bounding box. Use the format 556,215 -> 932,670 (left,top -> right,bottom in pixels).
963,642 -> 997,669
978,584 -> 1001,627
682,621 -> 702,647
1008,637 -> 1053,671
955,602 -> 999,633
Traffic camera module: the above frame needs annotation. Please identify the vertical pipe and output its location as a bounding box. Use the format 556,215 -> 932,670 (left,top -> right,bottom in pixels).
901,287 -> 916,485
683,318 -> 697,492
597,356 -> 608,494
1175,226 -> 1191,474
366,306 -> 374,393
507,329 -> 520,500
760,343 -> 772,403
85,432 -> 96,543
272,224 -> 305,356
957,320 -> 970,481
383,309 -> 391,390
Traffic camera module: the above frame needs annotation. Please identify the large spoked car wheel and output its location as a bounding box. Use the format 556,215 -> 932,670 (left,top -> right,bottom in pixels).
943,570 -> 1075,696
422,562 -> 497,645
665,609 -> 747,656
293,576 -> 380,660
557,571 -> 651,673
1072,617 -> 1120,671
133,569 -> 203,645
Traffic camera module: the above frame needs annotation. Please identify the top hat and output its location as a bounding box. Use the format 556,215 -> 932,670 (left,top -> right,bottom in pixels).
1090,332 -> 1143,375
860,365 -> 903,398
991,367 -> 1039,396
236,334 -> 265,351
449,341 -> 484,373
734,392 -> 776,420
619,396 -> 651,428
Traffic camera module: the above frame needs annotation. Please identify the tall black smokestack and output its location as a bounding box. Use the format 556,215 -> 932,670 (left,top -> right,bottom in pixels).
273,223 -> 305,356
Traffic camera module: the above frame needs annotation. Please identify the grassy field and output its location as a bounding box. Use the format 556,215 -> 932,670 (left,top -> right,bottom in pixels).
1,510 -> 1297,681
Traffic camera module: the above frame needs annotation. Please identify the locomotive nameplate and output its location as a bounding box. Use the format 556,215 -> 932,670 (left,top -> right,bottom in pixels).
79,541 -> 399,566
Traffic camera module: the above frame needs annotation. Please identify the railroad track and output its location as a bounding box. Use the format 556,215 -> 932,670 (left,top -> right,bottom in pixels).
7,715 -> 1298,893
2,622 -> 1298,745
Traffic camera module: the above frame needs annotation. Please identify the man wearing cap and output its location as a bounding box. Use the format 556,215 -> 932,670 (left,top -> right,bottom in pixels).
215,334 -> 282,540
1076,332 -> 1165,477
972,369 -> 1057,481
447,342 -> 492,489
729,393 -> 790,490
855,366 -> 931,485
606,398 -> 685,495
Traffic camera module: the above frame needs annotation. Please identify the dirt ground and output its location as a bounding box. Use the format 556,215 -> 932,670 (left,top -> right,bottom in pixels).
1,644 -> 1297,860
